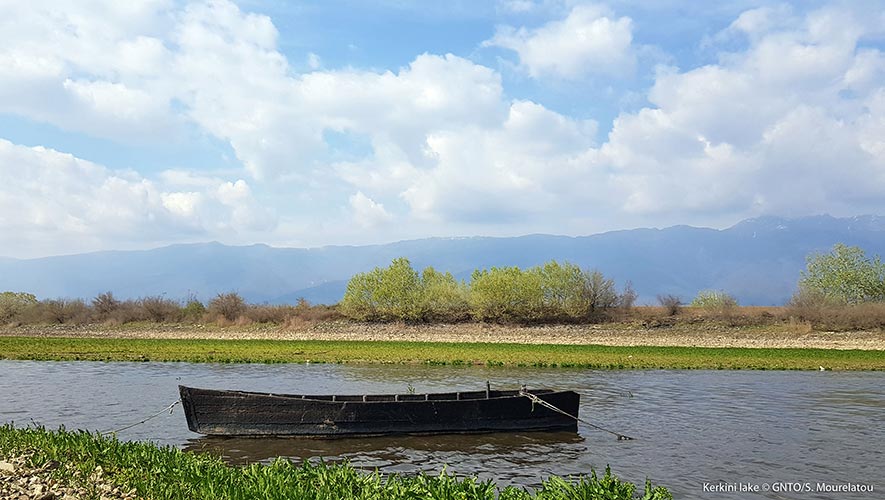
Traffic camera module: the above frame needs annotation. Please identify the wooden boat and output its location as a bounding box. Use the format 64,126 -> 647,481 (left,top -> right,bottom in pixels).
179,385 -> 579,437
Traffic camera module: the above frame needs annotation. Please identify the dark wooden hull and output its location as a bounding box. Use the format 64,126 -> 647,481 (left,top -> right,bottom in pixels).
179,386 -> 579,437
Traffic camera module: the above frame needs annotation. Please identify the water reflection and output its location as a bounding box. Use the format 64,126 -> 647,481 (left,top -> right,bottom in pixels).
184,431 -> 585,479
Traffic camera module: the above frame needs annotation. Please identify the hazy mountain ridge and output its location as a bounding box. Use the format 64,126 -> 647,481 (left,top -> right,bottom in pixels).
1,215 -> 883,306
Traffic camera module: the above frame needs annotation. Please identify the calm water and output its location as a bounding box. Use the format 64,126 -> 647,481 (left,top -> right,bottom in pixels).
0,360 -> 882,499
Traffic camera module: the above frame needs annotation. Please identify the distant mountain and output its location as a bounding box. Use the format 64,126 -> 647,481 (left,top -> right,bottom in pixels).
2,215 -> 884,306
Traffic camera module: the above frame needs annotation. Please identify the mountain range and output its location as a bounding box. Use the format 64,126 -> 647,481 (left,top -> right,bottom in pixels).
2,214 -> 884,306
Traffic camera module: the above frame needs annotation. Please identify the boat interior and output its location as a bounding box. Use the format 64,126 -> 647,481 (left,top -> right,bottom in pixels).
231,388 -> 557,402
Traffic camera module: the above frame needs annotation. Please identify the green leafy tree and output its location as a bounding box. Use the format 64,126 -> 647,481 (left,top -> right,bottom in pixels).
799,244 -> 885,304
374,258 -> 423,321
340,258 -> 423,321
340,268 -> 384,321
420,267 -> 469,322
536,261 -> 587,319
469,266 -> 543,322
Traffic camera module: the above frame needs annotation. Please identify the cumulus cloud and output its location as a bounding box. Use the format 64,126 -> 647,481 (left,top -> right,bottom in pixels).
349,191 -> 393,228
0,139 -> 275,257
1,0 -> 884,256
597,5 -> 885,220
485,4 -> 636,79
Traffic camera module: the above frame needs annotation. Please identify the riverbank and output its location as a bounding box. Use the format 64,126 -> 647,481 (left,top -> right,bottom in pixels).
0,425 -> 671,500
1,336 -> 884,369
3,319 -> 885,349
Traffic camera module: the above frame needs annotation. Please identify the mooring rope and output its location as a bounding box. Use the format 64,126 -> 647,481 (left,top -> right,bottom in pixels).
519,389 -> 633,441
100,400 -> 180,435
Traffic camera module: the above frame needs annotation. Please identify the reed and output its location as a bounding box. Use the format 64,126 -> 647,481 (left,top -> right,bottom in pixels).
0,425 -> 671,500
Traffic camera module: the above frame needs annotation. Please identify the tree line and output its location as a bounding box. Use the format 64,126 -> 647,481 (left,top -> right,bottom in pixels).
340,258 -> 636,323
2,243 -> 883,329
0,291 -> 337,326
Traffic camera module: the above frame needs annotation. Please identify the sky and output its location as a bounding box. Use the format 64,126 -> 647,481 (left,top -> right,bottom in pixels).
1,0 -> 884,258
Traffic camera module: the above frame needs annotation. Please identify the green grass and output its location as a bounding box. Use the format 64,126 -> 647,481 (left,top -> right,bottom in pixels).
0,425 -> 671,500
1,336 -> 884,370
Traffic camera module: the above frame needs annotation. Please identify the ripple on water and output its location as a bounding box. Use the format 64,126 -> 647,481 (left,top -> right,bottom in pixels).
0,361 -> 883,498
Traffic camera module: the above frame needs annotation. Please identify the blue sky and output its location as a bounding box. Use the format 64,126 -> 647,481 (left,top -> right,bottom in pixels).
1,0 -> 884,258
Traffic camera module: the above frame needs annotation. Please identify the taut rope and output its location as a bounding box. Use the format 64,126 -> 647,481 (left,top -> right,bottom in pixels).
519,389 -> 633,441
100,400 -> 180,435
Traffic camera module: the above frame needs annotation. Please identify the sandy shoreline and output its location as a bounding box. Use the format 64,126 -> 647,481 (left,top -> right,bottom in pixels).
2,321 -> 884,350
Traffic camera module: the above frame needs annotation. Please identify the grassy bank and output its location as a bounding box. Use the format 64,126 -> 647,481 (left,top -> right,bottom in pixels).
1,336 -> 884,369
0,425 -> 671,500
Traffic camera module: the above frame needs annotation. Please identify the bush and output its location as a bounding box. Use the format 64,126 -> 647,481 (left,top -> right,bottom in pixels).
0,291 -> 38,323
181,298 -> 206,322
582,269 -> 619,314
140,296 -> 182,323
38,298 -> 90,324
208,292 -> 247,322
419,267 -> 470,322
618,281 -> 637,311
340,268 -> 383,321
537,261 -> 587,319
340,259 -> 425,321
341,259 -> 630,324
799,243 -> 885,304
469,266 -> 543,323
246,304 -> 296,323
657,294 -> 681,316
91,292 -> 120,319
690,290 -> 738,315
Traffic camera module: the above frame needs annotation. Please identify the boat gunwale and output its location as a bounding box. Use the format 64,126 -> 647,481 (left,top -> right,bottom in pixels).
180,386 -> 566,404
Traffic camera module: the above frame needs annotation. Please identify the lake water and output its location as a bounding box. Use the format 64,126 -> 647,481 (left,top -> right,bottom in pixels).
0,360 -> 882,499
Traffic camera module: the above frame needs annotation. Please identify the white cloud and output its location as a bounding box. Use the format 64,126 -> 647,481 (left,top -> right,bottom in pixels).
0,139 -> 276,257
597,5 -> 885,221
485,4 -> 636,79
1,0 -> 885,256
349,191 -> 393,228
307,52 -> 322,70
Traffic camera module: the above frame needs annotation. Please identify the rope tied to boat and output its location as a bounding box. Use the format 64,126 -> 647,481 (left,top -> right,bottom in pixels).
99,400 -> 180,435
519,389 -> 633,441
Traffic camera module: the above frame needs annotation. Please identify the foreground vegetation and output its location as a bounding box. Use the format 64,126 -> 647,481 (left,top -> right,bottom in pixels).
0,425 -> 671,500
1,337 -> 883,369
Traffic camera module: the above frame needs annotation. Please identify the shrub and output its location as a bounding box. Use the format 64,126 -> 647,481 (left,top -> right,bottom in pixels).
469,266 -> 543,323
91,292 -> 120,319
340,259 -> 424,321
374,258 -> 423,321
246,304 -> 295,323
340,268 -> 384,321
208,292 -> 247,322
657,294 -> 681,316
691,290 -> 738,312
582,269 -> 619,314
181,298 -> 206,322
108,299 -> 150,324
618,281 -> 637,311
536,261 -> 587,319
139,296 -> 182,322
420,267 -> 470,322
799,243 -> 885,304
0,291 -> 38,323
38,298 -> 90,324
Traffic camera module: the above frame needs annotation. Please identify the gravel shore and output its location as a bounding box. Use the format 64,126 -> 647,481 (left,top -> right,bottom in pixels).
0,455 -> 135,500
3,321 -> 884,350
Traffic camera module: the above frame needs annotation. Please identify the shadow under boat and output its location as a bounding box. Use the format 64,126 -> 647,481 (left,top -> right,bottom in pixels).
183,430 -> 586,465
